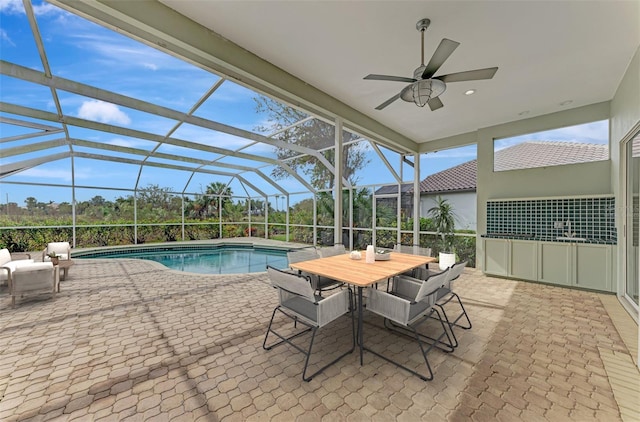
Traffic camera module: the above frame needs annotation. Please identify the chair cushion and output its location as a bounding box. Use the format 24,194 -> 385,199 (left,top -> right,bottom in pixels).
0,259 -> 35,281
13,262 -> 53,273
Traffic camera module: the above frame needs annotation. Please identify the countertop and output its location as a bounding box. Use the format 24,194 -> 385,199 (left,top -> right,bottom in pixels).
481,233 -> 616,245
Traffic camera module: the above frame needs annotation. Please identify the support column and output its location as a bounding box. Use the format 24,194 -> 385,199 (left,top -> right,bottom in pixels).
334,118 -> 343,246
413,153 -> 421,246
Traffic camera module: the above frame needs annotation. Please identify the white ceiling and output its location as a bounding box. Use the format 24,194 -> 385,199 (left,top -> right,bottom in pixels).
160,0 -> 639,144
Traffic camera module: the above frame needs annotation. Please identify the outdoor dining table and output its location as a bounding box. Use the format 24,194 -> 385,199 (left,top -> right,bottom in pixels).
289,251 -> 436,365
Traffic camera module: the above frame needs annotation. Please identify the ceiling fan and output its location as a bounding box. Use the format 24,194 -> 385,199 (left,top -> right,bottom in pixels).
364,18 -> 498,111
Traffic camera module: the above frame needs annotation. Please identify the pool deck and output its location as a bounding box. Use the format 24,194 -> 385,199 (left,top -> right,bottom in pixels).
0,241 -> 638,421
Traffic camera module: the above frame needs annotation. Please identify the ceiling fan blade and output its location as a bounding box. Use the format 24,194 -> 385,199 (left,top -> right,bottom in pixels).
364,74 -> 416,83
422,38 -> 460,79
428,97 -> 444,111
435,67 -> 498,83
375,93 -> 401,110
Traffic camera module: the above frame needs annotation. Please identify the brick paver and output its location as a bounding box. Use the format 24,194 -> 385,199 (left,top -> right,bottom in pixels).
0,256 -> 637,421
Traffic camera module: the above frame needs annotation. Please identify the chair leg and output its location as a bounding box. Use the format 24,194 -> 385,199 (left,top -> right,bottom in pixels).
263,306 -> 312,351
384,308 -> 455,353
449,292 -> 472,330
364,322 -> 435,382
303,290 -> 356,382
365,308 -> 453,381
435,292 -> 472,348
264,303 -> 355,382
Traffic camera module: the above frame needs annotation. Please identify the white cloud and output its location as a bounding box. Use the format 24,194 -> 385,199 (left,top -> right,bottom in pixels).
0,0 -> 65,16
0,0 -> 22,14
21,167 -> 72,181
32,2 -> 61,16
142,63 -> 158,71
107,137 -> 151,148
0,28 -> 14,45
77,100 -> 131,125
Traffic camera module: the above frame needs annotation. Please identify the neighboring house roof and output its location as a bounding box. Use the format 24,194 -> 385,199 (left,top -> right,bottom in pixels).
420,159 -> 477,194
494,141 -> 608,171
375,141 -> 608,196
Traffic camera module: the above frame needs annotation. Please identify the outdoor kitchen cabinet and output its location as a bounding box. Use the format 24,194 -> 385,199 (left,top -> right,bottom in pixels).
573,243 -> 614,292
538,242 -> 613,292
509,240 -> 538,280
537,242 -> 572,286
483,239 -> 537,279
485,239 -> 614,292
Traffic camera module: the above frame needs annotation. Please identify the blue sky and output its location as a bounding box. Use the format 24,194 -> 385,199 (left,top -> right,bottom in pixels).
0,0 -> 608,207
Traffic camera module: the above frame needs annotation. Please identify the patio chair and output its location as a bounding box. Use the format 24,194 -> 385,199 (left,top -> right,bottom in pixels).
395,244 -> 432,277
287,248 -> 343,295
263,266 -> 355,381
366,269 -> 453,381
8,262 -> 59,307
434,261 -> 471,347
317,244 -> 346,258
42,242 -> 71,262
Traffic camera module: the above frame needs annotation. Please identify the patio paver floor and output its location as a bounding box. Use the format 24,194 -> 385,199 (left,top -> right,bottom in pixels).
0,258 -> 638,421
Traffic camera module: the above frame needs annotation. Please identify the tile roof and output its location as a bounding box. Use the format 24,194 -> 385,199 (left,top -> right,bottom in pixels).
420,141 -> 607,194
420,159 -> 477,194
375,141 -> 608,195
494,141 -> 608,171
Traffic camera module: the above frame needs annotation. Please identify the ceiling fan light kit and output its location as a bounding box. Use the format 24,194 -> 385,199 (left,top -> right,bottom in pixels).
364,18 -> 498,111
401,78 -> 446,107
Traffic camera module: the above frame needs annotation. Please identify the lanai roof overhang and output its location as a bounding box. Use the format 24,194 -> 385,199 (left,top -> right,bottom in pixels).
2,0 -> 422,207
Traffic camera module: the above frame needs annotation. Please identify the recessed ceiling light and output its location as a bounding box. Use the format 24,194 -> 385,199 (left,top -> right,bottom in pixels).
559,100 -> 573,106
518,110 -> 530,116
464,89 -> 476,96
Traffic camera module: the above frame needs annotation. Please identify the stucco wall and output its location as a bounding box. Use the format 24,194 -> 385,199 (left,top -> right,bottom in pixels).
475,102 -> 612,255
421,192 -> 477,230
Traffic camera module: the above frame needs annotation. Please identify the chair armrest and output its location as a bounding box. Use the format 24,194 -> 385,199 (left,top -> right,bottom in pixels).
3,259 -> 35,272
317,289 -> 350,327
367,288 -> 411,326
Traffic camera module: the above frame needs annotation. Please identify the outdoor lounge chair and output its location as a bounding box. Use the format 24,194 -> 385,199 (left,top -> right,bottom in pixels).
8,262 -> 59,307
366,269 -> 453,381
42,242 -> 71,262
263,266 -> 354,381
0,248 -> 34,287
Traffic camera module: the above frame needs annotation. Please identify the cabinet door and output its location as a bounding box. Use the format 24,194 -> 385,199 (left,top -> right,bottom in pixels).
538,242 -> 572,286
509,240 -> 537,280
484,239 -> 508,276
575,244 -> 612,292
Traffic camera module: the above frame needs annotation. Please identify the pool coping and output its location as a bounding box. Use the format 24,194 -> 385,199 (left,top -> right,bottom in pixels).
71,238 -> 312,258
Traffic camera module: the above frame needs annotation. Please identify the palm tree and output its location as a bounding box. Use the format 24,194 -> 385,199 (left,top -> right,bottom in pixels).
428,196 -> 457,253
202,182 -> 233,217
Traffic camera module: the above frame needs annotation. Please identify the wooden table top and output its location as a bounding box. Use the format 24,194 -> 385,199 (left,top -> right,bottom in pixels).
290,252 -> 435,287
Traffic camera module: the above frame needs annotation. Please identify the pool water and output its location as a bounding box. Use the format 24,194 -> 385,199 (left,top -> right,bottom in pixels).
77,246 -> 289,274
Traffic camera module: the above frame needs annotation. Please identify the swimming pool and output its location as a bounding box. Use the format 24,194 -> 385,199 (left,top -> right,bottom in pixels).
75,244 -> 290,274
